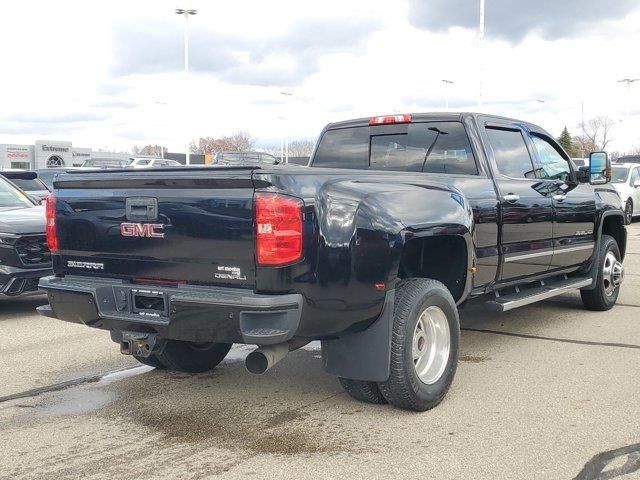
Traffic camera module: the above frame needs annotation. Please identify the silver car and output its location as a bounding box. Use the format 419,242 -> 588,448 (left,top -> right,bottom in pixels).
611,163 -> 640,224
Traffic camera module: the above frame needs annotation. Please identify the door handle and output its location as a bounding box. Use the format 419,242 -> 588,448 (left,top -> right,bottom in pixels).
553,194 -> 567,202
503,194 -> 520,203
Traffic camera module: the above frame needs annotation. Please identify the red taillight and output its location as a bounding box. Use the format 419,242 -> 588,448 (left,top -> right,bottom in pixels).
369,114 -> 412,125
255,193 -> 304,266
45,195 -> 59,254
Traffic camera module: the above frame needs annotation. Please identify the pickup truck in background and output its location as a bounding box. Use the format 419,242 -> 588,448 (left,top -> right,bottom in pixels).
38,112 -> 626,411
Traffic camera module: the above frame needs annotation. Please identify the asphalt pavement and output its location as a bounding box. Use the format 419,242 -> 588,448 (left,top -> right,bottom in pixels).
1,224 -> 639,480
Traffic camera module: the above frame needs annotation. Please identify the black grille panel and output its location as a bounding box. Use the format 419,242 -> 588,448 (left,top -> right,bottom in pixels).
14,235 -> 51,266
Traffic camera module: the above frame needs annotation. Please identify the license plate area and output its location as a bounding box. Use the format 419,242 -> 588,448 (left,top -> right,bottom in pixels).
131,288 -> 167,317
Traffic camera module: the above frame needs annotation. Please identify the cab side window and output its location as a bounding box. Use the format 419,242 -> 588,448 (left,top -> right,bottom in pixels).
530,135 -> 571,182
630,167 -> 640,186
485,127 -> 536,179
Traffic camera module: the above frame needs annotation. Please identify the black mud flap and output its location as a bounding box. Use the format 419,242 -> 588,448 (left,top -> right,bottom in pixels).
321,290 -> 394,382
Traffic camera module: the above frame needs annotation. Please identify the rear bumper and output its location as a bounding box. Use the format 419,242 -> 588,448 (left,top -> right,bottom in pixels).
38,275 -> 303,345
0,264 -> 51,296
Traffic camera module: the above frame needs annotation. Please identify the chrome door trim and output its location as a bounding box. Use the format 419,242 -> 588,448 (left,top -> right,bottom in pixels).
504,243 -> 594,263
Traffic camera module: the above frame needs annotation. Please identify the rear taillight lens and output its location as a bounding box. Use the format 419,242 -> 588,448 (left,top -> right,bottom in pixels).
255,193 -> 304,266
45,195 -> 59,253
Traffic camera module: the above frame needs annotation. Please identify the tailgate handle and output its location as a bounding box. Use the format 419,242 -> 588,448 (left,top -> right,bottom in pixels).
126,197 -> 158,221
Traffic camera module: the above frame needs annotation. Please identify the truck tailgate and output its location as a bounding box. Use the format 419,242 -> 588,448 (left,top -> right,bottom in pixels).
54,168 -> 256,288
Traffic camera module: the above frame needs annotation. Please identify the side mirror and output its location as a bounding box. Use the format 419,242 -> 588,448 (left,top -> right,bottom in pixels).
589,151 -> 610,185
634,179 -> 640,188
577,166 -> 590,183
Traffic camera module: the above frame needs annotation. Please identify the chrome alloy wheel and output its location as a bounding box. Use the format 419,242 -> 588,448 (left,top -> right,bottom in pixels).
602,251 -> 624,297
412,306 -> 451,385
625,201 -> 633,225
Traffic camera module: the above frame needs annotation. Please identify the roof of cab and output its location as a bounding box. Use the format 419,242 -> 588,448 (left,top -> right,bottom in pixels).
325,112 -> 539,129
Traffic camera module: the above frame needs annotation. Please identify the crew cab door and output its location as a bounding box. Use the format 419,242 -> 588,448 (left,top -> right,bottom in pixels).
481,122 -> 554,281
527,133 -> 596,269
631,167 -> 640,215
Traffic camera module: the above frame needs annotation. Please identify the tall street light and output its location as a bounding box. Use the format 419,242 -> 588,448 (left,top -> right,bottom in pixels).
175,8 -> 197,165
617,77 -> 639,119
441,79 -> 454,110
280,91 -> 293,163
478,0 -> 485,108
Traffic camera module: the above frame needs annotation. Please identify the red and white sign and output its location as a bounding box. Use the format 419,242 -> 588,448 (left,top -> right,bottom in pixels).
7,147 -> 28,159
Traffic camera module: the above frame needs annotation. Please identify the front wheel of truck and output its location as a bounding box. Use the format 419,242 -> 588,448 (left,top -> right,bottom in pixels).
156,340 -> 232,373
580,234 -> 623,311
377,279 -> 460,412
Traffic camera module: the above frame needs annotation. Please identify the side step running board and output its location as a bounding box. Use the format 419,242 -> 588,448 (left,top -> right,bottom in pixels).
486,277 -> 592,312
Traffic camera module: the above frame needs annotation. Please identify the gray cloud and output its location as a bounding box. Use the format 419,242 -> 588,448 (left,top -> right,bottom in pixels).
7,112 -> 108,124
0,111 -> 109,136
111,17 -> 382,86
92,98 -> 138,109
96,82 -> 128,96
408,0 -> 638,42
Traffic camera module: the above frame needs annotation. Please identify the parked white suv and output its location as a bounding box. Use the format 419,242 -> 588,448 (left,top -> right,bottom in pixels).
611,163 -> 640,224
125,158 -> 182,168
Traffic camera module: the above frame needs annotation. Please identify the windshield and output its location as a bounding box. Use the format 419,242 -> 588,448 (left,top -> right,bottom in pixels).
611,167 -> 629,183
218,152 -> 277,165
0,177 -> 35,208
82,159 -> 126,168
10,178 -> 47,192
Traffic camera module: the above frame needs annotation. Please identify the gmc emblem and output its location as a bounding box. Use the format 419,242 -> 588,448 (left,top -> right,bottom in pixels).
120,223 -> 165,238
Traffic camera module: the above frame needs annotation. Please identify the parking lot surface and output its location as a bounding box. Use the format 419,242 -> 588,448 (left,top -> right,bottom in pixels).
1,224 -> 639,480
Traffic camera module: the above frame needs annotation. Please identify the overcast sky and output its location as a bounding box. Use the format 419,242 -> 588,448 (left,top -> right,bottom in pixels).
0,0 -> 639,153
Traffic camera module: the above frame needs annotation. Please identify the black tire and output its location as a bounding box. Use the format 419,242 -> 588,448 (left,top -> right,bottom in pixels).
625,200 -> 633,225
156,340 -> 232,373
581,235 -> 622,311
133,354 -> 166,369
377,278 -> 460,412
338,378 -> 387,404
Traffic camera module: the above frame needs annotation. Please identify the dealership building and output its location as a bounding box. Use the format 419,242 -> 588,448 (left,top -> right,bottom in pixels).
0,141 -> 130,170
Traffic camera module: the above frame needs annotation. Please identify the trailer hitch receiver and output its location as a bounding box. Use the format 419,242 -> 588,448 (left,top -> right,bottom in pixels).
119,331 -> 161,358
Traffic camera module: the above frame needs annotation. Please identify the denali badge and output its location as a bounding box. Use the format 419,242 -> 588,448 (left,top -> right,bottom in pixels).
120,223 -> 165,238
67,260 -> 104,270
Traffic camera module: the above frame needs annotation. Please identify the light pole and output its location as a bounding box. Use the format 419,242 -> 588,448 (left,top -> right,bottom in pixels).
478,0 -> 485,108
441,79 -> 454,110
280,91 -> 293,163
175,8 -> 197,165
617,77 -> 639,119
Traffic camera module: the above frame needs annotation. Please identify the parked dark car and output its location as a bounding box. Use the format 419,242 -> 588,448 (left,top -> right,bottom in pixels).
0,175 -> 51,296
80,158 -> 128,168
615,155 -> 640,164
0,170 -> 50,201
38,112 -> 625,411
214,151 -> 280,165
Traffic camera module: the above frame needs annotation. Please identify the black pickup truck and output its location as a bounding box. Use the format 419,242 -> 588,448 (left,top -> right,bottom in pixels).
38,113 -> 626,411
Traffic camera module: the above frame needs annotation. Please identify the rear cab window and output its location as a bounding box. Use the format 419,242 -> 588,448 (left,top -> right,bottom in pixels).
312,121 -> 478,174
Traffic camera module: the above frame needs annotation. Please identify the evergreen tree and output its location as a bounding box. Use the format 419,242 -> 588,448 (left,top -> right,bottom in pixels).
557,127 -> 576,156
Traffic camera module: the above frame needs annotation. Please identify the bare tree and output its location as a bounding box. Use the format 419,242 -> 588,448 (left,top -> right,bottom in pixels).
229,130 -> 254,151
574,116 -> 614,156
190,131 -> 255,155
133,144 -> 167,157
287,139 -> 315,157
